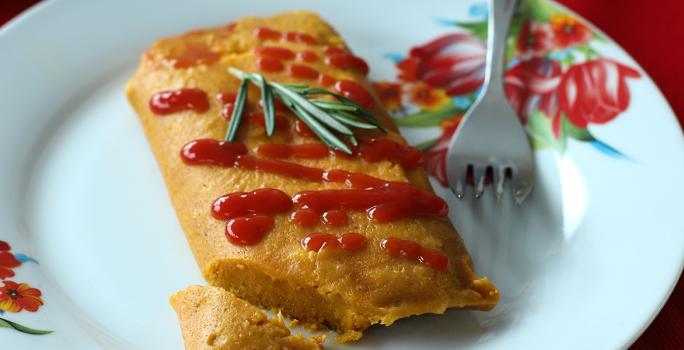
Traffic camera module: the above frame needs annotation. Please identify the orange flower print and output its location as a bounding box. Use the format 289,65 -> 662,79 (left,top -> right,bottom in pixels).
409,83 -> 450,110
372,81 -> 403,110
550,14 -> 592,49
0,280 -> 44,313
0,241 -> 20,280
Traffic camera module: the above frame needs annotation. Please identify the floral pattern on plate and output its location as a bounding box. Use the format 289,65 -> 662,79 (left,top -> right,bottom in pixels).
375,0 -> 642,186
0,240 -> 51,335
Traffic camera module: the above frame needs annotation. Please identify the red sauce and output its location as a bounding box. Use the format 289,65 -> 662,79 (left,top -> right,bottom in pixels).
149,88 -> 210,115
235,155 -> 325,182
380,238 -> 449,271
355,137 -> 423,169
293,120 -> 316,137
290,208 -> 319,227
211,189 -> 293,219
321,210 -> 348,226
334,80 -> 374,108
324,46 -> 347,55
217,92 -> 237,119
257,143 -> 329,159
297,51 -> 317,62
302,233 -> 340,252
256,57 -> 285,72
226,215 -> 274,246
254,27 -> 282,40
292,183 -> 448,223
255,137 -> 423,169
255,46 -> 296,60
169,46 -> 220,68
287,64 -> 319,80
325,53 -> 370,75
321,169 -> 386,189
284,31 -> 317,45
180,139 -> 247,166
217,92 -> 237,104
302,232 -> 367,252
221,103 -> 235,119
339,232 -> 367,251
220,108 -> 289,128
290,208 -> 318,227
318,74 -> 337,87
180,140 -> 441,206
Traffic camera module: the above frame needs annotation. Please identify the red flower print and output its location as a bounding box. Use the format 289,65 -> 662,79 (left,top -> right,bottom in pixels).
558,58 -> 641,128
517,21 -> 554,59
372,81 -> 403,110
397,56 -> 419,82
400,33 -> 486,96
0,280 -> 44,313
408,83 -> 450,110
0,241 -> 20,280
504,58 -> 562,121
551,14 -> 592,49
424,117 -> 463,186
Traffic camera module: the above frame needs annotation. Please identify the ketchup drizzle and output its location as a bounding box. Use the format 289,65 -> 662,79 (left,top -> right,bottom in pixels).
290,208 -> 319,227
297,51 -> 318,62
334,80 -> 374,108
321,210 -> 348,226
325,53 -> 370,75
287,64 -> 319,80
180,140 -> 446,222
381,238 -> 449,271
169,46 -> 220,68
255,46 -> 296,60
292,183 -> 448,223
284,31 -> 317,45
150,88 -> 210,115
302,232 -> 366,252
256,56 -> 284,72
254,137 -> 423,170
254,27 -> 282,40
180,139 -> 247,166
226,215 -> 274,246
293,120 -> 316,137
211,189 -> 293,220
256,143 -> 329,159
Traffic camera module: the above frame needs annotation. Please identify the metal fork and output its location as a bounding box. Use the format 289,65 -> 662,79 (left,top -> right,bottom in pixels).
445,0 -> 534,204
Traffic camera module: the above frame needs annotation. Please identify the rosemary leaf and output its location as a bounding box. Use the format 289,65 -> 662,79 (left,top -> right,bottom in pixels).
228,67 -> 248,80
252,73 -> 276,136
270,82 -> 354,136
288,102 -> 352,154
225,67 -> 381,153
311,99 -> 358,112
301,88 -> 386,132
282,83 -> 309,89
225,77 -> 250,141
330,111 -> 378,129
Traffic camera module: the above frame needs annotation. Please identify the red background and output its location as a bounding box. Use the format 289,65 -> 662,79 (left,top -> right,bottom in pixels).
1,0 -> 682,348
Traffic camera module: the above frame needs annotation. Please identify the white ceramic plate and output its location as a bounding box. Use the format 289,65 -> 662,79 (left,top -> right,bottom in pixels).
1,0 -> 683,349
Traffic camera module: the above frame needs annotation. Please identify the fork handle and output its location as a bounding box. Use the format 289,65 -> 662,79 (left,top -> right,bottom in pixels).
483,0 -> 518,97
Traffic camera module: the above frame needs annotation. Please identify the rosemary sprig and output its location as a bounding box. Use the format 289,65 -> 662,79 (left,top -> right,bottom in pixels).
225,77 -> 250,141
225,67 -> 384,154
